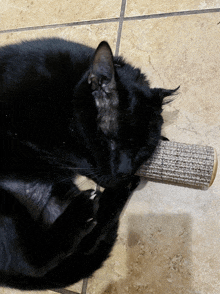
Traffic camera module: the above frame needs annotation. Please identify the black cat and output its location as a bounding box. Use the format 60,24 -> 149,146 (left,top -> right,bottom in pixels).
0,38 -> 177,290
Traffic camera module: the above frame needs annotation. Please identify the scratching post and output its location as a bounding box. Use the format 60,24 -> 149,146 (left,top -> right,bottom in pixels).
136,141 -> 218,189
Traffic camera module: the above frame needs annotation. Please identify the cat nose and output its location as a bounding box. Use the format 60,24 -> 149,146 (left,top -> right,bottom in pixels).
117,153 -> 133,176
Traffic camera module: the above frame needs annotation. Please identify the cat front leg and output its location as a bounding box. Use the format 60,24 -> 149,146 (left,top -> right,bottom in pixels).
37,186 -> 101,246
97,175 -> 140,222
78,176 -> 140,254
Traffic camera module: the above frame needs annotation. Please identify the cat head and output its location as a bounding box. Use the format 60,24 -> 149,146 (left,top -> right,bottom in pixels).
71,41 -> 178,188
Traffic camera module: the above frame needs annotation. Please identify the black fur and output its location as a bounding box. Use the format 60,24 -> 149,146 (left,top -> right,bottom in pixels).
0,38 -> 177,289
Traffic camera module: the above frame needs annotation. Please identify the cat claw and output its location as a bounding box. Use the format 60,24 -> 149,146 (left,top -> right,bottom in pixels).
90,191 -> 97,200
86,218 -> 94,222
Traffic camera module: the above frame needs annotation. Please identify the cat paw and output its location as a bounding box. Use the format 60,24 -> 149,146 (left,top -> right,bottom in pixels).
89,190 -> 97,200
89,189 -> 101,216
78,189 -> 101,227
84,218 -> 98,234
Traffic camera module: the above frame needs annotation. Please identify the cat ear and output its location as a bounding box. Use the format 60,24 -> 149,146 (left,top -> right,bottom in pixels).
88,42 -> 119,136
152,86 -> 180,105
88,41 -> 116,92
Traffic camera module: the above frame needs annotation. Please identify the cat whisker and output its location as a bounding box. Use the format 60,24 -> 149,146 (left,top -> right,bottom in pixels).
58,164 -> 90,171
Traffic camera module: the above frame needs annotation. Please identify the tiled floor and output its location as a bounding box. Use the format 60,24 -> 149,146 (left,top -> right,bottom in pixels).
1,1 -> 220,293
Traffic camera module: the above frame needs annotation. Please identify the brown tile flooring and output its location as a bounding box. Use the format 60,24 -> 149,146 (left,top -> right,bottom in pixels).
1,1 -> 220,293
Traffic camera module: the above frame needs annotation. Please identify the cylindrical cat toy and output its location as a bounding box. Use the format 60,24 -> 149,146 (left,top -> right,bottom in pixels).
136,141 -> 218,190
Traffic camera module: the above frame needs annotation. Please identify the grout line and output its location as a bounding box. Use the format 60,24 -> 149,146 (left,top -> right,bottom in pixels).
115,0 -> 127,56
0,18 -> 119,35
123,8 -> 220,21
0,8 -> 220,36
52,289 -> 79,294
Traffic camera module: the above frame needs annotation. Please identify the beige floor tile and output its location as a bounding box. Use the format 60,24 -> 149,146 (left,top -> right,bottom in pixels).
0,0 -> 121,31
125,0 -> 220,17
0,22 -> 118,52
83,237 -> 128,294
120,14 -> 220,129
65,279 -> 83,293
73,213 -> 192,294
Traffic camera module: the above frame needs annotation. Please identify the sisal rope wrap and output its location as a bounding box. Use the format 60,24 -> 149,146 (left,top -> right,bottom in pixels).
136,141 -> 218,190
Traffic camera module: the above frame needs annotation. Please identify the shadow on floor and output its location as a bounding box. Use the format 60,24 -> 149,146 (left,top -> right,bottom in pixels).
101,213 -> 193,294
